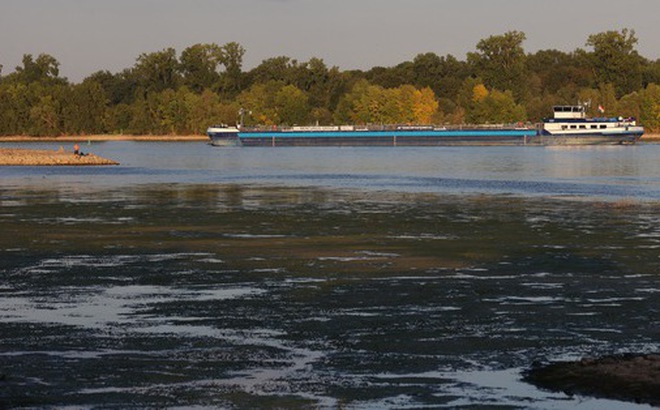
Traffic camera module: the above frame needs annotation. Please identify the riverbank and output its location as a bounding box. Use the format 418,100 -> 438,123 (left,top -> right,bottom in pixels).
0,135 -> 207,142
0,147 -> 119,166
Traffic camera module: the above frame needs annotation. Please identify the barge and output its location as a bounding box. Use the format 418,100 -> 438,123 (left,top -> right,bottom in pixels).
208,105 -> 644,147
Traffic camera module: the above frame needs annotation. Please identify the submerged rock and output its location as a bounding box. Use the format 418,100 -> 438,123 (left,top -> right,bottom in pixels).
525,353 -> 660,406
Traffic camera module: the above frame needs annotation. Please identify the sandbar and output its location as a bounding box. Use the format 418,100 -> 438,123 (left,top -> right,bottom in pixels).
0,147 -> 119,166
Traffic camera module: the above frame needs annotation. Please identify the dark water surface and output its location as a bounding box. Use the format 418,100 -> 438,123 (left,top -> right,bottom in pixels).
1,143 -> 659,408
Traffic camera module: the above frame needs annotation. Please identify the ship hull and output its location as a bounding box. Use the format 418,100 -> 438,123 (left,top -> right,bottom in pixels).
530,132 -> 643,146
223,130 -> 642,147
209,128 -> 643,147
236,129 -> 531,147
207,132 -> 241,147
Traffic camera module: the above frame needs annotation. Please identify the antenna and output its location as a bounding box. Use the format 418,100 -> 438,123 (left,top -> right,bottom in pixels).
238,108 -> 252,129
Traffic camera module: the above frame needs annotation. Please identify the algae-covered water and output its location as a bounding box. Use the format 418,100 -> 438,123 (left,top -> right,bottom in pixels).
1,143 -> 659,408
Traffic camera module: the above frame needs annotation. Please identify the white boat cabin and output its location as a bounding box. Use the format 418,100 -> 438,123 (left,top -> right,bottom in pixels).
552,105 -> 587,120
542,105 -> 640,136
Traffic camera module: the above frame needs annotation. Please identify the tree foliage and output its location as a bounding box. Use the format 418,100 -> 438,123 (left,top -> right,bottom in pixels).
1,30 -> 660,137
468,31 -> 528,98
586,29 -> 643,96
179,43 -> 223,93
335,80 -> 439,125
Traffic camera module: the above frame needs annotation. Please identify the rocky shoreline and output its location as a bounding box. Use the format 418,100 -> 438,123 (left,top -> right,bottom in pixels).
0,148 -> 119,166
524,353 -> 660,406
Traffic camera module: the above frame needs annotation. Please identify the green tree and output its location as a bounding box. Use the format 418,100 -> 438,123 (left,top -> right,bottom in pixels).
132,48 -> 180,94
187,89 -> 238,133
219,41 -> 246,97
29,90 -> 64,136
366,62 -> 414,89
246,56 -> 299,86
586,29 -> 643,96
106,103 -> 133,134
459,79 -> 526,124
62,81 -> 108,134
482,90 -> 527,123
0,83 -> 32,134
411,53 -> 443,91
637,83 -> 660,132
155,88 -> 192,135
642,59 -> 660,87
526,49 -> 594,97
577,83 -> 618,117
12,53 -> 66,85
127,91 -> 158,134
180,43 -> 223,92
468,31 -> 528,98
85,69 -> 138,105
236,81 -> 282,125
275,84 -> 310,125
295,58 -> 328,105
618,91 -> 641,121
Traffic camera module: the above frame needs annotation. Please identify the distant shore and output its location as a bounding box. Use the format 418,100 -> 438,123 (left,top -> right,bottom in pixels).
0,134 -> 658,142
0,135 -> 208,142
0,147 -> 119,166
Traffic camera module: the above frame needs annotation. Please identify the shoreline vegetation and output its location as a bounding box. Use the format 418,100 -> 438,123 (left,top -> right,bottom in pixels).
0,135 -> 207,142
1,30 -> 660,139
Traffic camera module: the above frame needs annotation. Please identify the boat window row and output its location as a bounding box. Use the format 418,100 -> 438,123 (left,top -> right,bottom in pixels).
554,106 -> 585,112
561,124 -> 609,130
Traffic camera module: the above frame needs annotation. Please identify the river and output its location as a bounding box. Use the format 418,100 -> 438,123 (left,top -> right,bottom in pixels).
1,142 -> 659,408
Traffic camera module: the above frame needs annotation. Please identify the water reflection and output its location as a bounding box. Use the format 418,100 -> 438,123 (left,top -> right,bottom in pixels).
2,142 -> 660,200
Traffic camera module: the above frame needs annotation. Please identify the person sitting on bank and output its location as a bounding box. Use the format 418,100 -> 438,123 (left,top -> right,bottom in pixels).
73,143 -> 87,157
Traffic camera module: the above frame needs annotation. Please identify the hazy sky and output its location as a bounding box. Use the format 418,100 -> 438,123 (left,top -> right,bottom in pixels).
2,0 -> 659,82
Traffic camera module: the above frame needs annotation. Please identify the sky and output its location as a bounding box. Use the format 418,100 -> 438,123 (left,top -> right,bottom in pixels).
1,0 -> 660,83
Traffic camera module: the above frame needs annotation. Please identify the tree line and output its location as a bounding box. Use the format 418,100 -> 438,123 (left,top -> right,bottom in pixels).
1,29 -> 660,136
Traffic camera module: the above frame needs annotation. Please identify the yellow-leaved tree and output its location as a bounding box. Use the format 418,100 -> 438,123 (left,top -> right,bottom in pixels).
335,81 -> 439,125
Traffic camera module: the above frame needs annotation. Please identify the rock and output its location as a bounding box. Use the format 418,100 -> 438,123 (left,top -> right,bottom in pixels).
524,353 -> 660,406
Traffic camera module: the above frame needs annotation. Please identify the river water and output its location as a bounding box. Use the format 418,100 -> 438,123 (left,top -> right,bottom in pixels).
1,142 -> 659,408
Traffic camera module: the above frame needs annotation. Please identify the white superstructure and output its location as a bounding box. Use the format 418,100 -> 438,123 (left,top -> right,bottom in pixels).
542,105 -> 643,139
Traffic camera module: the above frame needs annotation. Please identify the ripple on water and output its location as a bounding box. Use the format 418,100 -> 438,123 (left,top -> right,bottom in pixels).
0,284 -> 266,329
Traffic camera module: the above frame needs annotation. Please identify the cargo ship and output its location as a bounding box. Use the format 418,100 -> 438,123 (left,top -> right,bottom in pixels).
208,105 -> 644,147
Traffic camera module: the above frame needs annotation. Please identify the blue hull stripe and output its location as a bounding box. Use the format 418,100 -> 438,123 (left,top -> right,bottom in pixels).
239,130 -> 537,138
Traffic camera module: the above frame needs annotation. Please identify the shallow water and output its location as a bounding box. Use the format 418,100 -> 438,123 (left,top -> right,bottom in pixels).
1,143 -> 659,408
